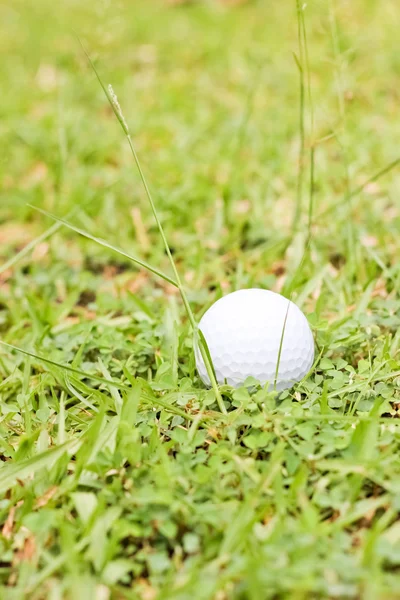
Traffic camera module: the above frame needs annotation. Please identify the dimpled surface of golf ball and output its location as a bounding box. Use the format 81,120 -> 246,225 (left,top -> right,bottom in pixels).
195,288 -> 314,390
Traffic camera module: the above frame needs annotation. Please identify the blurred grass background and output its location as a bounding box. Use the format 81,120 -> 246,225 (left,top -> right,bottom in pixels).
2,1 -> 400,598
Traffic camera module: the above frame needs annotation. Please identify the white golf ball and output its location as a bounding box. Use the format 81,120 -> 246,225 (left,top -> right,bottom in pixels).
195,288 -> 314,390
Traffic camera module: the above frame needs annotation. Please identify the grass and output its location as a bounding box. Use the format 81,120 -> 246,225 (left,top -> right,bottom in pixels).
1,0 -> 400,598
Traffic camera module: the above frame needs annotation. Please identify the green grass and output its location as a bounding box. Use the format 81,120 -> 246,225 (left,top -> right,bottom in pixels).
2,0 -> 400,598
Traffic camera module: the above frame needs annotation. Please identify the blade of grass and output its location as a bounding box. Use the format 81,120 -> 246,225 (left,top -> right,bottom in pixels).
0,439 -> 80,495
348,156 -> 400,201
27,538 -> 89,594
197,328 -> 217,383
0,220 -> 63,276
1,175 -> 89,275
316,155 -> 400,222
58,392 -> 66,445
273,299 -> 291,391
28,205 -> 178,287
64,376 -> 99,413
0,340 -> 131,390
0,341 -> 197,421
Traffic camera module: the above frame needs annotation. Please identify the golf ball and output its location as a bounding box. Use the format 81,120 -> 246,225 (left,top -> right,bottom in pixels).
195,288 -> 314,390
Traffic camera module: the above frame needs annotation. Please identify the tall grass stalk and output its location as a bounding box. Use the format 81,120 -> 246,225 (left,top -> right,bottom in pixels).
291,0 -> 307,234
277,3 -> 317,391
277,3 -> 320,394
299,4 -> 316,236
328,0 -> 357,275
79,40 -> 226,414
308,146 -> 315,235
316,155 -> 400,222
291,2 -> 315,237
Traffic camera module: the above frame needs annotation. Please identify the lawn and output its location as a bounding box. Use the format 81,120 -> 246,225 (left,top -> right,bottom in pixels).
1,0 -> 400,598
